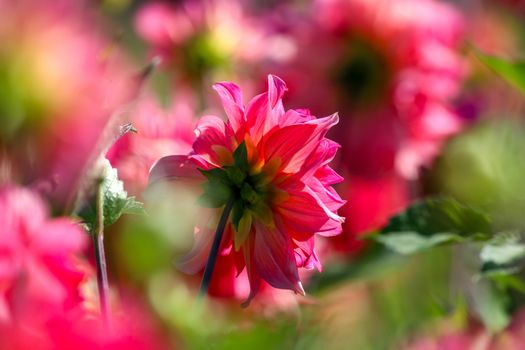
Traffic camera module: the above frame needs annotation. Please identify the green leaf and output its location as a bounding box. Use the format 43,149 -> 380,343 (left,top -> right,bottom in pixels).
377,197 -> 492,254
79,159 -> 145,232
375,232 -> 466,255
233,141 -> 248,169
480,232 -> 525,277
474,48 -> 525,95
475,281 -> 511,332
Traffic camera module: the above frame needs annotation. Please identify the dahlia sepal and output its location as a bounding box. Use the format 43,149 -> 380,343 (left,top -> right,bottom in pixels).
234,212 -> 252,251
197,182 -> 232,208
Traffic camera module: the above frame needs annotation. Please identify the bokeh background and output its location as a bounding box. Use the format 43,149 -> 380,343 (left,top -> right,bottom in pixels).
3,0 -> 525,349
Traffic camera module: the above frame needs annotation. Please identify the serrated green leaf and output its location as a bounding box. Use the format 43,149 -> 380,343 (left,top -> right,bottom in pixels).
79,159 -> 145,232
123,198 -> 147,215
474,48 -> 525,95
377,197 -> 492,254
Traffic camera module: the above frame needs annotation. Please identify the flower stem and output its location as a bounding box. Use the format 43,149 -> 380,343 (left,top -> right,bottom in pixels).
93,179 -> 111,328
199,197 -> 234,297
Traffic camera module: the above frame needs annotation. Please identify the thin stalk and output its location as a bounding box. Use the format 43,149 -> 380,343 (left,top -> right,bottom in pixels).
199,198 -> 234,297
93,179 -> 111,328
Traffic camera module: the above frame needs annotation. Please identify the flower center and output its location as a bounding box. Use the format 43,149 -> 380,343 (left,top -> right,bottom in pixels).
198,142 -> 284,250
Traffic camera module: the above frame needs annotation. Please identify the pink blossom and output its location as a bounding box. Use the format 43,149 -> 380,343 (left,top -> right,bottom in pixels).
0,0 -> 134,209
0,186 -> 87,325
150,75 -> 345,304
270,0 -> 466,179
0,296 -> 169,350
107,93 -> 195,196
135,0 -> 266,82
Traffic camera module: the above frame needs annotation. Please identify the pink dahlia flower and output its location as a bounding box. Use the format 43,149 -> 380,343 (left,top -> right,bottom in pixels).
134,0 -> 265,82
0,186 -> 87,325
0,296 -> 168,350
149,75 -> 345,304
269,0 -> 465,179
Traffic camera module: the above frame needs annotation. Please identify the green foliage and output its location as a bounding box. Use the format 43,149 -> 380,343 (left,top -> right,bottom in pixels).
428,120 -> 525,230
79,159 -> 145,232
376,197 -> 492,254
474,48 -> 525,94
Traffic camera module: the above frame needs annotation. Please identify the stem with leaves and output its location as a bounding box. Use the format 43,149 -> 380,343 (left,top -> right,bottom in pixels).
93,178 -> 111,328
199,197 -> 234,297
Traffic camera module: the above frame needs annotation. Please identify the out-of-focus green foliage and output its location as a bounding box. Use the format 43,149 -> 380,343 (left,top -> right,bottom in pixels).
428,120 -> 525,231
375,197 -> 491,254
474,48 -> 525,95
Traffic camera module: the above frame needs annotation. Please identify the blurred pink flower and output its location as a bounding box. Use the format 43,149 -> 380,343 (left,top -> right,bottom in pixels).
0,0 -> 134,210
0,186 -> 87,325
107,93 -> 195,196
135,0 -> 266,82
405,309 -> 525,350
0,296 -> 169,350
271,0 -> 465,179
150,75 -> 345,304
259,0 -> 465,255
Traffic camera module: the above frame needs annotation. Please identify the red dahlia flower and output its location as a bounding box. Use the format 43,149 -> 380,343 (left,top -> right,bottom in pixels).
150,75 -> 345,304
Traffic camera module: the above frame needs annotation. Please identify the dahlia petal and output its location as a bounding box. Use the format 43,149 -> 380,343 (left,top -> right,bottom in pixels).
315,165 -> 344,185
267,75 -> 287,109
25,257 -> 67,305
177,226 -> 213,275
212,82 -> 245,131
253,220 -> 302,294
264,113 -> 339,173
32,220 -> 86,256
263,123 -> 317,173
278,179 -> 343,238
148,155 -> 202,186
280,109 -> 315,127
241,233 -> 261,307
307,176 -> 346,212
300,138 -> 341,179
293,238 -> 322,272
246,76 -> 288,143
193,115 -> 233,166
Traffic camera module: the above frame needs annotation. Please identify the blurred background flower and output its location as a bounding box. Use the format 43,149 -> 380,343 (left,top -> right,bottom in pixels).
2,0 -> 525,349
